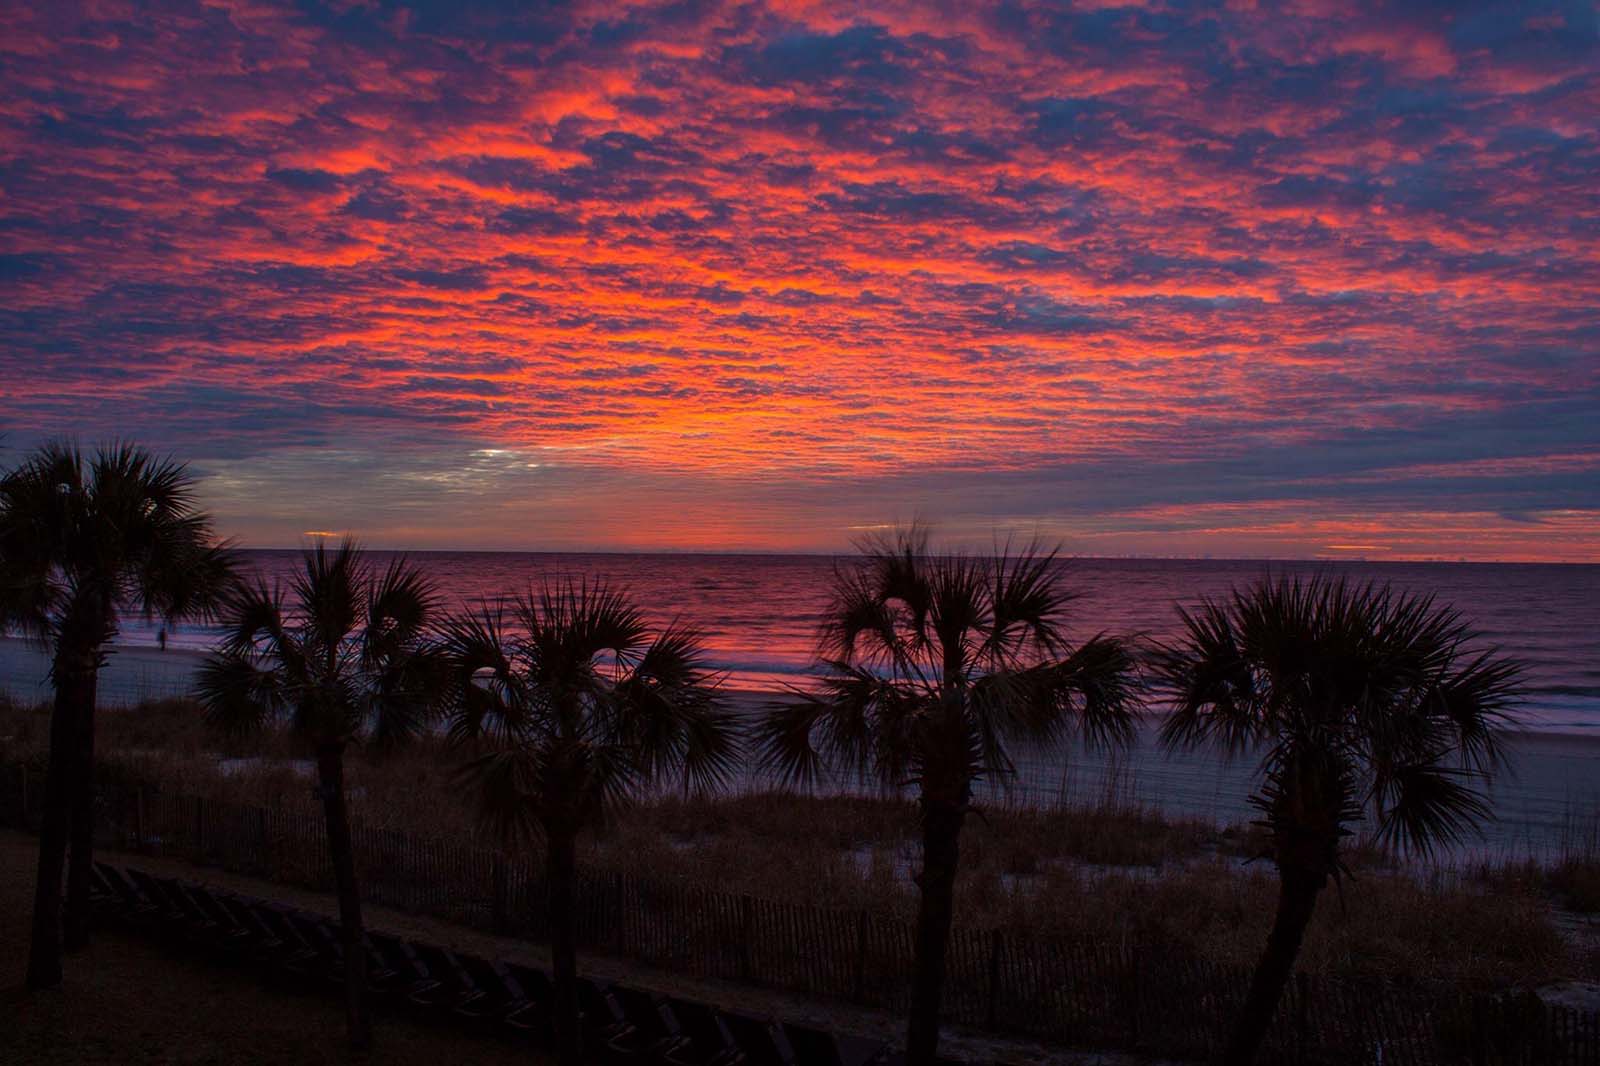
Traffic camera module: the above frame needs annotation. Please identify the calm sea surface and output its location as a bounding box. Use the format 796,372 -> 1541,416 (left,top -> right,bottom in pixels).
7,552 -> 1599,855
126,552 -> 1600,733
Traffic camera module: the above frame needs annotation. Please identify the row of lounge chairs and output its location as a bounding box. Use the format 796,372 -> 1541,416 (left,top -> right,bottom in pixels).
88,861 -> 898,1066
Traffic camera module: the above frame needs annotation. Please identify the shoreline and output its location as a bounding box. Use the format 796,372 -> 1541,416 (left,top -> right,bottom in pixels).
4,634 -> 1599,740
4,635 -> 1599,860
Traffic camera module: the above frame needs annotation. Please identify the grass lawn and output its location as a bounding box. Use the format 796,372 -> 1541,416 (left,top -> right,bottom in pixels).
0,837 -> 548,1064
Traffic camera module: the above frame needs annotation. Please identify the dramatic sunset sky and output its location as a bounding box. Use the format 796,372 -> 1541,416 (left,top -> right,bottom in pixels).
1,2 -> 1597,558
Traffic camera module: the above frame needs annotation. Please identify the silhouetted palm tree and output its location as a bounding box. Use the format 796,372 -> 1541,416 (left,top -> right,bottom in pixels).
439,580 -> 738,1066
756,528 -> 1141,1066
197,542 -> 443,1052
0,442 -> 234,988
1152,575 -> 1523,1065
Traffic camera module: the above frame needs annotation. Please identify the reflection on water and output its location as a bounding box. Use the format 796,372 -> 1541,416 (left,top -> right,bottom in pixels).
113,552 -> 1600,731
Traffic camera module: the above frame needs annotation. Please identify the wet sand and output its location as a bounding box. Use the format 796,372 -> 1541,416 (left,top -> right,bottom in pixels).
5,636 -> 1598,860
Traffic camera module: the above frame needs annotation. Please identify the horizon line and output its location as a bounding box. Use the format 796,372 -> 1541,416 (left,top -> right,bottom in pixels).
230,545 -> 1599,565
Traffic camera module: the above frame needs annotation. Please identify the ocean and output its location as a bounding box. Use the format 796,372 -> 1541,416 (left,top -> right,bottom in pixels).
4,552 -> 1598,857
111,551 -> 1600,732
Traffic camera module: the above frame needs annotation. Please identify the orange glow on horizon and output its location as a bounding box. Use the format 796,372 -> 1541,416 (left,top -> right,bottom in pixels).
0,2 -> 1595,561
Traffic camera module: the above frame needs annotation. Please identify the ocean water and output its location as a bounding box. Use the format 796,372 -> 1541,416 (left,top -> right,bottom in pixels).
124,551 -> 1600,733
6,552 -> 1599,855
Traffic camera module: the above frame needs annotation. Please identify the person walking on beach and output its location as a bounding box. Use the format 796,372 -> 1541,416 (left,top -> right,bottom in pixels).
157,626 -> 167,651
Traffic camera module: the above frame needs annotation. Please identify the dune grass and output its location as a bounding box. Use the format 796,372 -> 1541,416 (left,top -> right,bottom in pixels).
2,695 -> 1594,996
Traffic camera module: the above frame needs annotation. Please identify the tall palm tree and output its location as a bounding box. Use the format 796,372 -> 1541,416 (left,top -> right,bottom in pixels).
197,541 -> 444,1052
439,579 -> 738,1066
1152,575 -> 1523,1065
756,528 -> 1141,1066
0,442 -> 234,989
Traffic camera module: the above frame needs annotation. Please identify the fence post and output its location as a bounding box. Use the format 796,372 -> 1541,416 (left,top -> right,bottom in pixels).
134,785 -> 146,850
193,794 -> 206,858
612,871 -> 626,955
851,910 -> 870,1002
986,928 -> 1004,1031
257,807 -> 269,873
1126,939 -> 1140,1048
20,764 -> 29,828
1295,971 -> 1309,1063
738,894 -> 754,981
492,852 -> 509,934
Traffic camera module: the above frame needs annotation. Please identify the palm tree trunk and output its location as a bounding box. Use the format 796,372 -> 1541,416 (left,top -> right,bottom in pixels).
1223,868 -> 1324,1065
315,744 -> 372,1053
26,665 -> 89,989
547,825 -> 582,1066
63,667 -> 100,953
906,794 -> 966,1066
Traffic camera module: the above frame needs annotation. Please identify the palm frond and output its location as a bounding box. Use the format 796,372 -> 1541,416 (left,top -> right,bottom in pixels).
1152,599 -> 1259,757
136,536 -> 239,624
1158,573 -> 1524,871
216,580 -> 299,666
753,694 -> 833,789
818,564 -> 902,667
1373,763 -> 1492,859
437,607 -> 526,746
1426,649 -> 1522,773
983,539 -> 1070,664
610,622 -> 740,794
439,582 -> 733,843
0,441 -> 229,644
456,748 -> 543,844
367,644 -> 450,750
366,557 -> 439,652
295,539 -> 366,661
767,526 -> 1140,801
196,652 -> 287,738
1050,635 -> 1143,749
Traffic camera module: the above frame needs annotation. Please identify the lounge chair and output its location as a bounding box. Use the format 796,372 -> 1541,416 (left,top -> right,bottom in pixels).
502,963 -> 555,1040
662,998 -> 741,1066
85,863 -> 121,915
606,984 -> 688,1061
93,863 -> 160,921
408,942 -> 483,1010
180,883 -> 255,954
574,977 -> 632,1047
125,868 -> 193,932
284,910 -> 343,973
367,930 -> 441,999
453,953 -> 531,1026
320,927 -> 402,992
210,892 -> 286,961
723,1012 -> 793,1065
246,902 -> 324,977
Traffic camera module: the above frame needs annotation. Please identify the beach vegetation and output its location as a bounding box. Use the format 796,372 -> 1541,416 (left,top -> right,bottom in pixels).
755,527 -> 1141,1065
195,541 -> 445,1052
0,442 -> 234,987
1153,575 -> 1525,1065
436,578 -> 739,1066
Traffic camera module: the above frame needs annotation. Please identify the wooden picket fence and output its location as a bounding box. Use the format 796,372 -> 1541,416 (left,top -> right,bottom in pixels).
2,762 -> 1596,1064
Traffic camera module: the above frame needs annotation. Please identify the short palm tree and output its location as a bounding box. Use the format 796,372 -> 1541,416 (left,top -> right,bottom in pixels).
1152,575 -> 1522,1065
756,528 -> 1141,1066
197,542 -> 444,1052
439,580 -> 738,1066
0,442 -> 234,988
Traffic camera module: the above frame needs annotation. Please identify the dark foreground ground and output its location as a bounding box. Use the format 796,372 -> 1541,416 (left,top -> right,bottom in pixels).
0,831 -> 1162,1066
0,834 -> 548,1065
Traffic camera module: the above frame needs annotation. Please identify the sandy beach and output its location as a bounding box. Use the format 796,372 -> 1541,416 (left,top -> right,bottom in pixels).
4,635 -> 1598,861
0,635 -> 208,708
